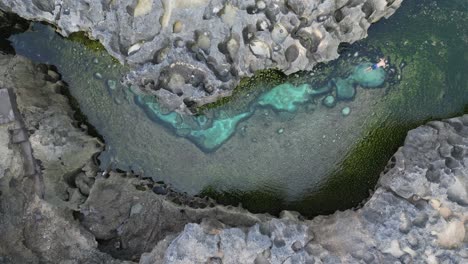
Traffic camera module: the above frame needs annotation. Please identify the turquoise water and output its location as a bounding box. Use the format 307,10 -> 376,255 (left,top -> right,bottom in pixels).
4,0 -> 467,216
136,62 -> 385,152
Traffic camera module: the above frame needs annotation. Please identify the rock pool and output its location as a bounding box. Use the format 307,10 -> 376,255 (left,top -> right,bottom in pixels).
4,0 -> 467,216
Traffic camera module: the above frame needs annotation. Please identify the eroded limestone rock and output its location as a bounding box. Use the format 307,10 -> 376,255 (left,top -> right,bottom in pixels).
0,0 -> 403,113
152,115 -> 468,263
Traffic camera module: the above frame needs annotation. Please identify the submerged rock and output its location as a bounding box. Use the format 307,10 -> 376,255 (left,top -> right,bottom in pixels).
322,95 -> 336,108
0,0 -> 403,112
341,106 -> 351,116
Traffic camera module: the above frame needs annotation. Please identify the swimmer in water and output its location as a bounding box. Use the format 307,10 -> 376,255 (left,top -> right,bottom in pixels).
366,58 -> 387,71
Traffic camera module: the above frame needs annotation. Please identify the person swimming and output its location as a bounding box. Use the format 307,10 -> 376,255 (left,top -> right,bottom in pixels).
366,58 -> 387,71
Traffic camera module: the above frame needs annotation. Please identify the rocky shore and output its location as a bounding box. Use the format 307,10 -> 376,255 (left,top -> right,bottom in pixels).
0,0 -> 402,113
0,53 -> 466,263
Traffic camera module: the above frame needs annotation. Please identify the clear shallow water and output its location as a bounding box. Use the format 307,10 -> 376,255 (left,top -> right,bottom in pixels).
5,0 -> 467,216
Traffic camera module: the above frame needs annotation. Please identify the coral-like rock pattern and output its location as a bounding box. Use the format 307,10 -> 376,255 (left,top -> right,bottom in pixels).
0,0 -> 402,112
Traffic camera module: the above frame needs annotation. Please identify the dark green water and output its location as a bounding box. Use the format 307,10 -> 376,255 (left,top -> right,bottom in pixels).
3,0 -> 467,217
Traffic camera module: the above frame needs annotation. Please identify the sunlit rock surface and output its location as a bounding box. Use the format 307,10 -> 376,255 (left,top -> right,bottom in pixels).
0,0 -> 403,112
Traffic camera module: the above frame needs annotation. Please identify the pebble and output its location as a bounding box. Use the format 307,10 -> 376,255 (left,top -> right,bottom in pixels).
291,241 -> 303,252
197,34 -> 211,52
322,95 -> 336,108
106,79 -> 117,90
92,58 -> 99,64
285,44 -> 299,62
127,43 -> 142,55
271,23 -> 288,44
249,39 -> 271,58
277,128 -> 284,134
173,20 -> 183,33
130,203 -> 143,216
94,72 -> 103,79
47,70 -> 60,82
153,186 -> 168,195
438,207 -> 452,219
256,1 -> 266,10
341,107 -> 351,116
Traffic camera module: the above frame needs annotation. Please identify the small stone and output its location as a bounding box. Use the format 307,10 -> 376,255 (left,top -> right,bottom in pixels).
285,44 -> 299,62
173,20 -> 183,33
438,207 -> 452,219
273,237 -> 286,248
127,43 -> 142,55
94,72 -> 102,79
92,58 -> 99,64
130,203 -> 143,216
413,213 -> 428,227
277,128 -> 284,134
197,34 -> 211,52
341,107 -> 351,116
249,39 -> 271,58
291,241 -> 303,252
256,1 -> 266,10
154,47 -> 171,64
322,95 -> 336,108
271,23 -> 288,44
106,79 -> 117,90
254,255 -> 269,264
317,14 -> 328,22
47,70 -> 60,82
152,186 -> 168,195
174,38 -> 185,48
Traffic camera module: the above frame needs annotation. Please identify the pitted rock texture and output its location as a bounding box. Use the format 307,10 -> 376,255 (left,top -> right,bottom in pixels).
148,115 -> 468,263
0,0 -> 403,112
0,54 -> 124,263
0,53 -> 467,264
79,174 -> 271,261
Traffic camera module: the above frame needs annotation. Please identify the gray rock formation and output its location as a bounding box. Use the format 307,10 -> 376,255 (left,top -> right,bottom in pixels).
152,115 -> 468,263
80,173 -> 271,260
0,54 -> 125,264
0,0 -> 403,113
0,54 -> 466,264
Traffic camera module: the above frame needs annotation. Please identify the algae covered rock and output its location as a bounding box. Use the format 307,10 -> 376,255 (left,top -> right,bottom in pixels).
335,78 -> 356,100
322,95 -> 336,108
257,83 -> 312,112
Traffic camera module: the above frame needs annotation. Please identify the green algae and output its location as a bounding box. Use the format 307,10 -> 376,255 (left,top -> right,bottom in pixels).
135,62 -> 387,151
188,112 -> 252,151
68,31 -> 106,52
196,68 -> 286,114
197,0 -> 468,217
257,83 -> 312,112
